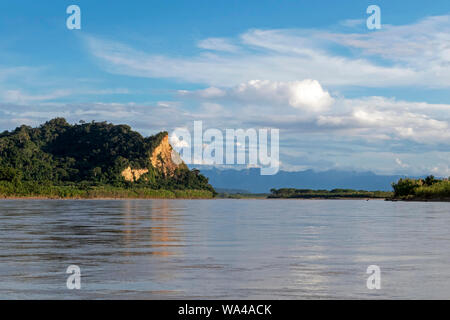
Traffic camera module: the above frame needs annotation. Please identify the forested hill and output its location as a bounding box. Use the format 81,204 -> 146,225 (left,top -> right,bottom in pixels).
0,118 -> 215,197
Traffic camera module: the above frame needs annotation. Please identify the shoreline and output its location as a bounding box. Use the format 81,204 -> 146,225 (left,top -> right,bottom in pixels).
387,198 -> 450,202
2,195 -> 449,202
0,195 -> 214,200
0,187 -> 216,200
0,196 -> 396,201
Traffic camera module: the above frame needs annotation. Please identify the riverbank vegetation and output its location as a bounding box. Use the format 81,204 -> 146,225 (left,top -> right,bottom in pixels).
0,181 -> 214,199
216,192 -> 269,199
391,176 -> 450,201
268,188 -> 392,199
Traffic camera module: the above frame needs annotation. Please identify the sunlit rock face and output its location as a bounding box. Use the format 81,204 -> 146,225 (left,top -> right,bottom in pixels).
121,167 -> 149,182
121,134 -> 186,181
150,134 -> 187,175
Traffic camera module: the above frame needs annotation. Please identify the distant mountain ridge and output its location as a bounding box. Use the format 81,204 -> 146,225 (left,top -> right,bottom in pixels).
199,168 -> 408,193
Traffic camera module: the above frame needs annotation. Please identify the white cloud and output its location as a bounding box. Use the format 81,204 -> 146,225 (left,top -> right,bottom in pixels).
431,164 -> 450,177
197,38 -> 239,53
200,102 -> 224,113
395,158 -> 409,168
0,65 -> 134,105
83,29 -> 416,88
179,82 -> 450,146
0,89 -> 72,105
180,86 -> 225,99
82,15 -> 450,88
157,101 -> 181,108
235,80 -> 333,111
328,16 -> 450,63
181,79 -> 334,112
316,97 -> 450,144
325,15 -> 450,87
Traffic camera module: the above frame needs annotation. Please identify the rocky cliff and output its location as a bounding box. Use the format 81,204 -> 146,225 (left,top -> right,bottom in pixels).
121,133 -> 187,181
151,134 -> 187,174
121,167 -> 149,182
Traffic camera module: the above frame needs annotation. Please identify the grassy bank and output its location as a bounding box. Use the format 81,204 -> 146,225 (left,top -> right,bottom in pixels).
268,188 -> 392,199
0,181 -> 214,199
391,177 -> 450,201
216,192 -> 270,199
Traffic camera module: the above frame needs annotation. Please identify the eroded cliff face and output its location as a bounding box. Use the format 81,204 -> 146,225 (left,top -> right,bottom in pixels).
121,133 -> 186,181
121,167 -> 148,182
150,134 -> 187,175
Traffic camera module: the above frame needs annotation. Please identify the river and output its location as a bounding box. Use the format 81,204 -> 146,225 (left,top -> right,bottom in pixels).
0,199 -> 449,299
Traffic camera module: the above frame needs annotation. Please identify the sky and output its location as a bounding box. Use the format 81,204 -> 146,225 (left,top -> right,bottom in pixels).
0,0 -> 449,176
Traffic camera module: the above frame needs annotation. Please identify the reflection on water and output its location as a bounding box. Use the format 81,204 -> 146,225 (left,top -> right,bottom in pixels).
122,200 -> 182,257
0,199 -> 450,299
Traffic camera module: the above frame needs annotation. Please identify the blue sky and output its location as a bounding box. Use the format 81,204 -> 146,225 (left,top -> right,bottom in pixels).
0,0 -> 450,176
